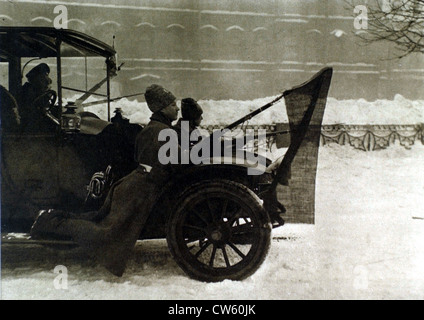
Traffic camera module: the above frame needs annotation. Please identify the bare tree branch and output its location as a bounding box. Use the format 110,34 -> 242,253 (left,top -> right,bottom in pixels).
347,0 -> 424,58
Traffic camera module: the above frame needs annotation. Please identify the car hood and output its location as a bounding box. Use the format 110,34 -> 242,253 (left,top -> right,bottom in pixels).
80,116 -> 110,135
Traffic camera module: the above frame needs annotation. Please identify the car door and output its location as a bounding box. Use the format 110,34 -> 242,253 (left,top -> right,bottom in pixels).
1,131 -> 60,230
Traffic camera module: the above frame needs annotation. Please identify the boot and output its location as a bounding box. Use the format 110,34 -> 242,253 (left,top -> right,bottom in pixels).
30,209 -> 70,240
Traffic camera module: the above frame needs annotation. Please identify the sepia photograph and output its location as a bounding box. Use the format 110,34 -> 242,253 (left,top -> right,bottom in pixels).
0,0 -> 423,303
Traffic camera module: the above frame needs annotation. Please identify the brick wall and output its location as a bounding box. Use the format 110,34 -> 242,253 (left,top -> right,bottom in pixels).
1,0 -> 423,101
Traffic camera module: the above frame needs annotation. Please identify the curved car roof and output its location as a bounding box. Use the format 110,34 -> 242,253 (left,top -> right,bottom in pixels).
0,26 -> 116,61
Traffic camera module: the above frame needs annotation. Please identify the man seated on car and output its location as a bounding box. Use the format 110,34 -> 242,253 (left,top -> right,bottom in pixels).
173,97 -> 204,148
18,63 -> 58,132
134,84 -> 181,179
30,84 -> 184,277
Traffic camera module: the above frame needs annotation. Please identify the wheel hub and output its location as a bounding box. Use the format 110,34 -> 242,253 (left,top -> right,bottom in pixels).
207,223 -> 231,247
210,230 -> 222,241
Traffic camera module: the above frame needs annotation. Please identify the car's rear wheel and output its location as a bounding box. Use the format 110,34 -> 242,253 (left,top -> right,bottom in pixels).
167,179 -> 271,282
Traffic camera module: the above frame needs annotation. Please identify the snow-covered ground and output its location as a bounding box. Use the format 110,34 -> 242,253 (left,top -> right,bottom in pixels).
1,94 -> 424,300
1,142 -> 423,300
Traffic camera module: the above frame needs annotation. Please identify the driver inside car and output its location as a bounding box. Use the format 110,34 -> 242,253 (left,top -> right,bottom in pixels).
18,63 -> 58,132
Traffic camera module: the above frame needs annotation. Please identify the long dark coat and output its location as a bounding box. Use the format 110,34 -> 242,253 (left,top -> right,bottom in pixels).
31,112 -> 180,276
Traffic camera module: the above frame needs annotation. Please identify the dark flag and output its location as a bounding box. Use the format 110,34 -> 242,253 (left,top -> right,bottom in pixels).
274,67 -> 333,224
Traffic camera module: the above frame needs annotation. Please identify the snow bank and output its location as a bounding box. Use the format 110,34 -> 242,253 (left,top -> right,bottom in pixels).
75,94 -> 424,126
324,94 -> 424,125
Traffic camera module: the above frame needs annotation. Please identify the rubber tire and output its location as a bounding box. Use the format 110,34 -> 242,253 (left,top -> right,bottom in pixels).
167,179 -> 272,282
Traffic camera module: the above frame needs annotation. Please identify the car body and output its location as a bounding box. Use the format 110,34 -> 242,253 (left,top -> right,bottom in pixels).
0,26 -> 274,233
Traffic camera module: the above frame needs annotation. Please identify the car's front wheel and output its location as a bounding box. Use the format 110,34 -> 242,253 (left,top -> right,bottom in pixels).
167,179 -> 272,282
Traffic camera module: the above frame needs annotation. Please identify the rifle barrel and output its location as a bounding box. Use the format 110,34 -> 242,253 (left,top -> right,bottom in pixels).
80,92 -> 145,108
223,92 -> 287,131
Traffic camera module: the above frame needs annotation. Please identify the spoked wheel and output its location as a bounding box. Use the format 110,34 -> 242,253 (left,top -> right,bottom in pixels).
167,180 -> 272,282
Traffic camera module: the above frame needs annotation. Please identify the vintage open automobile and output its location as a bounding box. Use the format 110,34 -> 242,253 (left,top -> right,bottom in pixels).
1,27 -> 332,282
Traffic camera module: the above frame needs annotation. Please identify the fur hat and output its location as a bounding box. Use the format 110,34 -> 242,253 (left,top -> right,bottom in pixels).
181,98 -> 203,120
26,63 -> 50,80
144,84 -> 176,113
